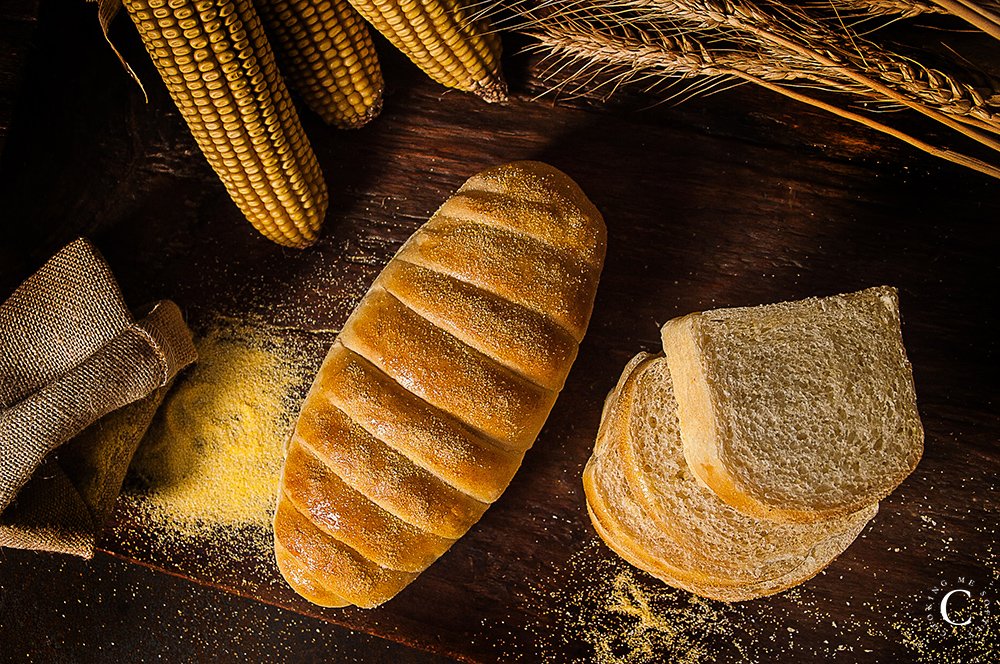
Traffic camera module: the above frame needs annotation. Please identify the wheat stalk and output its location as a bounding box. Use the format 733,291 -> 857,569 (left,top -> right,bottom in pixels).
501,0 -> 1000,134
623,0 -> 1000,140
813,0 -> 947,18
493,0 -> 1000,179
928,0 -> 1000,41
826,0 -> 1000,38
517,8 -> 867,91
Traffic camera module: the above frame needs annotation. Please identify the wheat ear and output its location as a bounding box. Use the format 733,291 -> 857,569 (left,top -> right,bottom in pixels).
509,0 -> 1000,135
530,20 -> 1000,178
615,0 -> 1000,148
500,0 -> 1000,179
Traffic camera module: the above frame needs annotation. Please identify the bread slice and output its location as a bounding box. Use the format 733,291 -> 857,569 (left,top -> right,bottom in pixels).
583,353 -> 877,602
585,497 -> 832,603
584,354 -> 745,593
620,355 -> 877,585
661,286 -> 923,522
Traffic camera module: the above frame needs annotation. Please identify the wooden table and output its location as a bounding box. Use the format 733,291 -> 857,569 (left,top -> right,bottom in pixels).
1,1 -> 997,661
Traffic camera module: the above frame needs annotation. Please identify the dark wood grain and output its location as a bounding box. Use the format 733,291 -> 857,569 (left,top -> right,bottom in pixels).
0,548 -> 447,663
1,1 -> 997,662
0,0 -> 37,154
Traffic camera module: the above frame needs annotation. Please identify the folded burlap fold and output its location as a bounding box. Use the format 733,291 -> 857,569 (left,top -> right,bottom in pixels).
0,238 -> 196,557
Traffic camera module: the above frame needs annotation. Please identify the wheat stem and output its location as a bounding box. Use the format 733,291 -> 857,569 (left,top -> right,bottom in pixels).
768,25 -> 1000,149
813,0 -> 946,18
929,0 -> 1000,40
741,73 -> 1000,179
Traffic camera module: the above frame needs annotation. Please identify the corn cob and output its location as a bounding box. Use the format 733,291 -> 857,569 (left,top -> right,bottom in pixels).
346,0 -> 507,102
123,0 -> 328,248
254,0 -> 384,128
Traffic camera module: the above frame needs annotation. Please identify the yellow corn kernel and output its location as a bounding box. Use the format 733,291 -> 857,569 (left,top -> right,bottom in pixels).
124,0 -> 328,248
347,0 -> 506,102
254,0 -> 384,128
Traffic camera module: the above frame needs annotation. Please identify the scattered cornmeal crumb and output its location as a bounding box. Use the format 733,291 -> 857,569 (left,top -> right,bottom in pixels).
505,540 -> 753,662
498,537 -> 997,662
589,568 -> 735,663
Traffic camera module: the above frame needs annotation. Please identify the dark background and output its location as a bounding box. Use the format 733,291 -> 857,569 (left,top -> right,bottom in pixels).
1,0 -> 997,661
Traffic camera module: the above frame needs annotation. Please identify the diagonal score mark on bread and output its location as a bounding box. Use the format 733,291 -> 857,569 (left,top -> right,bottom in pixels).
377,260 -> 580,392
293,398 -> 489,539
443,163 -> 607,267
275,497 -> 418,608
274,537 -> 351,608
318,341 -> 524,503
281,440 -> 455,572
399,217 -> 600,341
274,162 -> 607,608
338,286 -> 558,453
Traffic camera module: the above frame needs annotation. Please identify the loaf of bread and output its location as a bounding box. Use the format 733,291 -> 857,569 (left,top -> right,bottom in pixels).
583,353 -> 877,602
661,286 -> 924,522
273,161 -> 606,608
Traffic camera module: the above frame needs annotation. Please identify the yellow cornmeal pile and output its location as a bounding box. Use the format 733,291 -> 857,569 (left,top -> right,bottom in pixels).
125,325 -> 307,536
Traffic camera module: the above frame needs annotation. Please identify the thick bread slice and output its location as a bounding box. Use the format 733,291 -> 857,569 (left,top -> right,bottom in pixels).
587,436 -> 832,602
584,353 -> 745,589
661,286 -> 923,522
586,500 -> 778,603
595,353 -> 655,453
583,353 -> 878,601
620,356 -> 877,585
585,451 -> 737,590
586,493 -> 868,603
275,161 -> 606,608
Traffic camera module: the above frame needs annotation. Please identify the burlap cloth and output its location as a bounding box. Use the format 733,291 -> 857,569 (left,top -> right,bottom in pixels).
0,238 -> 196,557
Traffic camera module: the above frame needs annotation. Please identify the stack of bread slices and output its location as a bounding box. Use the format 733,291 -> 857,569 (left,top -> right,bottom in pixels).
584,286 -> 924,601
